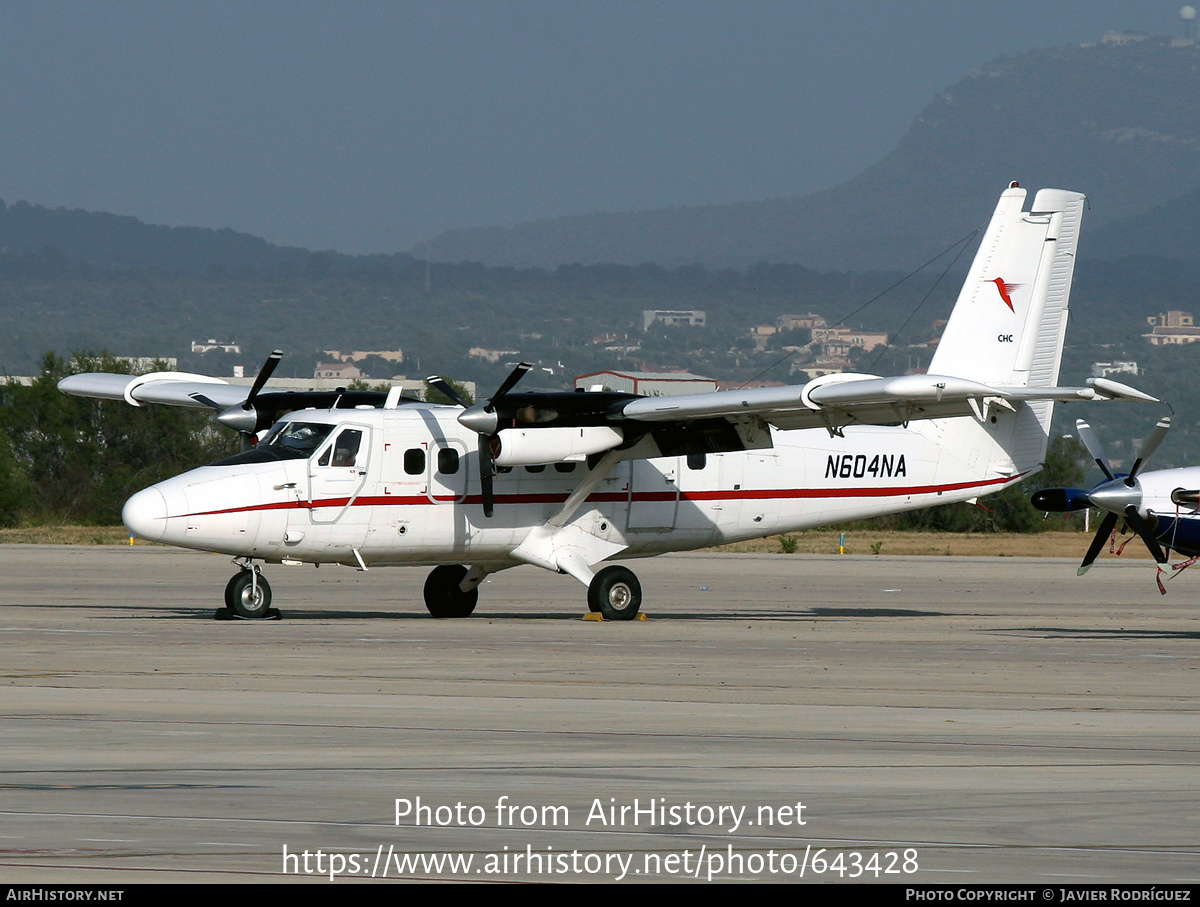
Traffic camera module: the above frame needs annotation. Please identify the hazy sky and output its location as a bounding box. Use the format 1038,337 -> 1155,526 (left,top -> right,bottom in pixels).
0,1 -> 1188,253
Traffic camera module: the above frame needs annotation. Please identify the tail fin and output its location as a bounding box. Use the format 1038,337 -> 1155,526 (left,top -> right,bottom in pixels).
928,184 -> 1086,390
927,185 -> 1086,476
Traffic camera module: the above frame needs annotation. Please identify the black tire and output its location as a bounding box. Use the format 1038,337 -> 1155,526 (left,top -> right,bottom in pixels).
587,566 -> 641,620
424,565 -> 479,618
227,570 -> 272,619
224,572 -> 242,610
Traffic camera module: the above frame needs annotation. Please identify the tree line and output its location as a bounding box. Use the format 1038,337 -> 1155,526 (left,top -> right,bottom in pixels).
0,353 -> 234,526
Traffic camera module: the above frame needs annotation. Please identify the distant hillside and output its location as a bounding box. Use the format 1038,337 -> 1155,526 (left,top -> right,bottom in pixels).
411,37 -> 1200,271
1086,187 -> 1200,264
0,199 -> 412,277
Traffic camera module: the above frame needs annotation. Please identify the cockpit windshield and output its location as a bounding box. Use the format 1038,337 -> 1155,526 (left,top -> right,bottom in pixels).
259,421 -> 335,457
211,421 -> 335,466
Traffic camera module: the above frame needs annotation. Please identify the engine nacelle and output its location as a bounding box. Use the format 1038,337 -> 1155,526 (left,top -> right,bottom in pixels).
493,426 -> 624,467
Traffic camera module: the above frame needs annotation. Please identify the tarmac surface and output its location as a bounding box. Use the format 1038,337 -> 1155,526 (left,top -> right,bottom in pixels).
0,544 -> 1197,884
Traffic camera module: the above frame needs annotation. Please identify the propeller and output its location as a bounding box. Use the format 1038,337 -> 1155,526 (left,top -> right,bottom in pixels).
213,350 -> 283,449
1033,416 -> 1171,574
426,362 -> 532,517
1125,415 -> 1170,486
1075,418 -> 1115,481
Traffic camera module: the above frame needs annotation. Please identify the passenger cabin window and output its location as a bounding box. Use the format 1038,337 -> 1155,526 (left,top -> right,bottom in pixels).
404,448 -> 426,475
524,464 -> 546,473
554,462 -> 576,473
437,448 -> 460,475
687,452 -> 707,470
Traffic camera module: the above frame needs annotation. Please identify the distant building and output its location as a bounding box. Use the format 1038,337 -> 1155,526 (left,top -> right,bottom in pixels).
813,326 -> 888,351
1091,361 -> 1140,378
322,349 -> 405,364
793,357 -> 851,378
1144,311 -> 1200,345
642,309 -> 706,331
191,339 -> 241,354
592,333 -> 640,354
1101,30 -> 1150,46
776,313 -> 827,331
749,325 -> 777,350
575,370 -> 718,396
469,347 -> 521,363
313,362 -> 364,381
116,356 -> 178,371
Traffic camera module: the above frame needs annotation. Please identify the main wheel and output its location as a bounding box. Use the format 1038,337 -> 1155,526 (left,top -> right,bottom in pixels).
227,570 -> 272,619
423,565 -> 479,618
587,566 -> 641,620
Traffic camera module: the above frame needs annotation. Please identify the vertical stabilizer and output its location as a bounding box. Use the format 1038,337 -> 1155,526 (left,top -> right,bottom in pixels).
927,185 -> 1086,475
929,185 -> 1086,391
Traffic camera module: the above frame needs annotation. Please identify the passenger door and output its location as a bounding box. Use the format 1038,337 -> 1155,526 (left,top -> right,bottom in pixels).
308,425 -> 371,524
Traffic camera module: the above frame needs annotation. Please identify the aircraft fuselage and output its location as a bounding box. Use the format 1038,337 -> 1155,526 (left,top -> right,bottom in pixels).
124,403 -> 1024,571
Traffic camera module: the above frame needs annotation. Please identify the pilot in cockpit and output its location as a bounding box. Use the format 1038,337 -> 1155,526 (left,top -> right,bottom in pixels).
331,429 -> 362,467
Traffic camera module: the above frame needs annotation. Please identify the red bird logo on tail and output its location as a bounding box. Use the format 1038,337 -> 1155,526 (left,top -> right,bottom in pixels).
990,278 -> 1021,311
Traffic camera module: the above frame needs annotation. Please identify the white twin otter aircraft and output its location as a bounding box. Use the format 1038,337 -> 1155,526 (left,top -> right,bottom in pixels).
60,184 -> 1155,620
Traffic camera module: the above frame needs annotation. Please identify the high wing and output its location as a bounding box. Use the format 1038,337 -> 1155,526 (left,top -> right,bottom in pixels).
58,355 -> 410,444
58,371 -> 252,410
616,372 -> 1156,434
57,370 -> 397,414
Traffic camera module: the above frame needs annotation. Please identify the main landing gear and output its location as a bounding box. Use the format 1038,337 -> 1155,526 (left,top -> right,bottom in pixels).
423,564 -> 480,618
218,563 -> 281,620
421,563 -> 643,620
587,565 -> 642,621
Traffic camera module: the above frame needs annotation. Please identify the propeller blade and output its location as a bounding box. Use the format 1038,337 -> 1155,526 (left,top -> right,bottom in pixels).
478,435 -> 495,518
1123,505 -> 1167,564
244,350 -> 283,410
491,361 -> 532,403
1075,419 -> 1114,481
1078,511 -> 1119,575
425,375 -> 469,408
1126,415 -> 1171,485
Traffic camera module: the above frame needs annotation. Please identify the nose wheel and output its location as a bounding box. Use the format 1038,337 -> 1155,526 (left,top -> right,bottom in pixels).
219,567 -> 280,620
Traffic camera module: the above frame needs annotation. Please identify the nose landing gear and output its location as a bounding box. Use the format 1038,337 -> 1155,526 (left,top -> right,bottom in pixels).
218,562 -> 281,620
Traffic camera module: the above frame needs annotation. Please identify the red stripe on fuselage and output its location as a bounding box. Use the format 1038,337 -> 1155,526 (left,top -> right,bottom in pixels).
171,473 -> 1021,519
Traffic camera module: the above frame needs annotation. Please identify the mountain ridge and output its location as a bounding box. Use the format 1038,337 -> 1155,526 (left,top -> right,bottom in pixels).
411,38 -> 1200,270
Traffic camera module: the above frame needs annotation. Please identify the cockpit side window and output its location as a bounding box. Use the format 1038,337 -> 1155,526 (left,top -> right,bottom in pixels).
212,421 -> 335,466
331,429 -> 363,467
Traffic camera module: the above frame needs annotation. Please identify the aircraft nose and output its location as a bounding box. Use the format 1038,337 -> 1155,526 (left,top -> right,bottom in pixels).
123,487 -> 169,542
